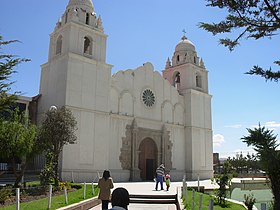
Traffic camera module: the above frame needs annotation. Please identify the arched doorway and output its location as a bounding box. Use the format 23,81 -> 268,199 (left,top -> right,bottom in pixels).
138,138 -> 157,180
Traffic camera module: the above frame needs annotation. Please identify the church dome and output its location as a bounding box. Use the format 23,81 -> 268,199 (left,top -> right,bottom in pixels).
67,0 -> 94,11
175,35 -> 196,52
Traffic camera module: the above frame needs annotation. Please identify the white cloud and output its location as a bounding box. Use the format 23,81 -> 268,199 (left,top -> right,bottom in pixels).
218,149 -> 256,159
265,121 -> 280,129
224,124 -> 242,129
213,134 -> 225,148
251,121 -> 280,130
233,148 -> 255,154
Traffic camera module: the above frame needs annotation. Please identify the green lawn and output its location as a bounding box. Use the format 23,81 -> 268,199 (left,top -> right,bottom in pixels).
183,190 -> 246,210
231,188 -> 273,210
0,184 -> 99,210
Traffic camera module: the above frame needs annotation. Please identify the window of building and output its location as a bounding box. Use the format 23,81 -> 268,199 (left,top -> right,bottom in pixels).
196,74 -> 202,88
83,36 -> 92,55
194,56 -> 196,64
65,12 -> 68,24
173,72 -> 181,89
177,55 -> 180,63
86,13 -> 90,25
56,35 -> 63,55
174,72 -> 180,85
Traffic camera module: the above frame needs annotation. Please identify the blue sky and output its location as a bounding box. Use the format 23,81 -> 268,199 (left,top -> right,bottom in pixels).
1,0 -> 279,158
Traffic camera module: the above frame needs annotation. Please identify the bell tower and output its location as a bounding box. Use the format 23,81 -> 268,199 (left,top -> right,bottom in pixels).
163,35 -> 208,94
163,35 -> 213,180
39,0 -> 112,113
38,0 -> 113,179
47,0 -> 106,62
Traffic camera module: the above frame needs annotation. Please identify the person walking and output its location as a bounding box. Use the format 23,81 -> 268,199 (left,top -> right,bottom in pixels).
109,187 -> 130,210
165,174 -> 171,191
155,164 -> 165,191
98,170 -> 114,210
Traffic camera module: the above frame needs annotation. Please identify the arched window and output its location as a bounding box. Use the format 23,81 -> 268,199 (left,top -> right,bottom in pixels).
177,55 -> 180,63
194,56 -> 196,64
175,72 -> 180,83
196,74 -> 202,88
65,12 -> 68,24
173,72 -> 180,89
86,13 -> 90,25
83,36 -> 92,55
56,35 -> 63,55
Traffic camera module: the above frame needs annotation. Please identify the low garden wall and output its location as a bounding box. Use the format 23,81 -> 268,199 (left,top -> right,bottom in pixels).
58,197 -> 100,210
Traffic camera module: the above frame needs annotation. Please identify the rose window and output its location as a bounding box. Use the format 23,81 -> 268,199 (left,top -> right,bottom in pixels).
142,89 -> 155,107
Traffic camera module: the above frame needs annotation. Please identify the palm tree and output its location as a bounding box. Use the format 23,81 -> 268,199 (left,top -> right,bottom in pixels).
242,125 -> 280,210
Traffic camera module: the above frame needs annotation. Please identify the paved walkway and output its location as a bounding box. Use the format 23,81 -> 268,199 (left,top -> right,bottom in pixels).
89,179 -> 217,210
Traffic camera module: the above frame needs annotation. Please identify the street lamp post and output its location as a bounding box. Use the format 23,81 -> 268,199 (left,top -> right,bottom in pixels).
49,105 -> 57,112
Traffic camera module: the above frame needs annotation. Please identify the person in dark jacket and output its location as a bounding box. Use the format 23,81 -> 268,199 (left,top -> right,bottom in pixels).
155,164 -> 165,191
98,170 -> 114,209
109,187 -> 130,210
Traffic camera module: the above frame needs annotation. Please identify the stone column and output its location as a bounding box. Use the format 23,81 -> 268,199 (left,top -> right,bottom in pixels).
130,121 -> 141,181
131,128 -> 136,168
161,126 -> 166,165
133,150 -> 141,181
157,151 -> 162,166
162,125 -> 172,170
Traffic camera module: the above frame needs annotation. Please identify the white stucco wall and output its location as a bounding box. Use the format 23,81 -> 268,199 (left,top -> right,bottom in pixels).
59,61 -> 212,182
40,0 -> 213,182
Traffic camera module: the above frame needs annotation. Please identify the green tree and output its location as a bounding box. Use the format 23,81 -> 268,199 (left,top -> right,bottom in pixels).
39,152 -> 55,186
242,125 -> 280,210
0,108 -> 37,187
199,0 -> 280,82
228,152 -> 262,176
244,193 -> 256,210
213,160 -> 232,206
0,36 -> 30,111
38,106 -> 77,186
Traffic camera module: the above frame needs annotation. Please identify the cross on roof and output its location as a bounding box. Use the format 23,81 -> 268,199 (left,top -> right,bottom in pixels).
182,29 -> 186,36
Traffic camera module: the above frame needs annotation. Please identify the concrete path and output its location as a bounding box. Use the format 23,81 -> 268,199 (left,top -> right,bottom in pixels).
89,180 -> 217,210
89,182 -> 179,210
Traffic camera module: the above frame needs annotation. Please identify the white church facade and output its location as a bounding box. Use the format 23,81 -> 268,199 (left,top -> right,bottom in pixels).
37,0 -> 213,182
